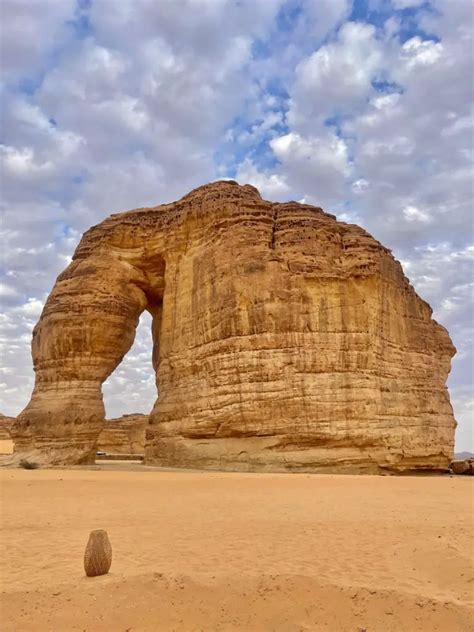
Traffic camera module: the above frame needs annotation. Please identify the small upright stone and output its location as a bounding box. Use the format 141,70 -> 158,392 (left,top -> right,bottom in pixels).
84,529 -> 112,577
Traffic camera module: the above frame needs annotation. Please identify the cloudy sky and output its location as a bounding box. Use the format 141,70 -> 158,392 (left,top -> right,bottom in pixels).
1,0 -> 472,450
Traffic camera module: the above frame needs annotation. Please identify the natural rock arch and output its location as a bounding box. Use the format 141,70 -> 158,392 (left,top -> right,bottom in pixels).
11,181 -> 456,472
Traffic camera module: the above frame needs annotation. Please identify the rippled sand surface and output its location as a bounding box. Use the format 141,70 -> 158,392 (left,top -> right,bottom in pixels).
1,467 -> 472,631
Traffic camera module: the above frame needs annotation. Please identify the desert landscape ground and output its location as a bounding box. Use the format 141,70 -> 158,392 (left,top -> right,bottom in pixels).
0,465 -> 472,631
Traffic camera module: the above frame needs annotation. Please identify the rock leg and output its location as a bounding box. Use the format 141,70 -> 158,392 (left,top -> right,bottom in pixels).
11,255 -> 148,465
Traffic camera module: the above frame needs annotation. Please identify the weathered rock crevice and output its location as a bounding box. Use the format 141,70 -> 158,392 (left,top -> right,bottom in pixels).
9,181 -> 456,472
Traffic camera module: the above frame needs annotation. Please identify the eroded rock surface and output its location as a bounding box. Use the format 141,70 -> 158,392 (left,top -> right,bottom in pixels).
450,459 -> 473,475
98,414 -> 147,455
11,181 -> 456,471
0,414 -> 14,440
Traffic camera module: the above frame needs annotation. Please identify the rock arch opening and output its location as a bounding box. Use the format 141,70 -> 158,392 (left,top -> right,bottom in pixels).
99,311 -> 157,460
102,311 -> 156,419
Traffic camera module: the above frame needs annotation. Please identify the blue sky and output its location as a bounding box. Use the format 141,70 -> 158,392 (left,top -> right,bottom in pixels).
1,0 -> 473,450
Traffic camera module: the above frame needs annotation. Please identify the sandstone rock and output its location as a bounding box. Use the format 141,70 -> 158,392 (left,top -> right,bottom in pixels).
84,529 -> 112,577
10,181 -> 456,472
97,414 -> 148,455
450,460 -> 473,475
0,414 -> 15,440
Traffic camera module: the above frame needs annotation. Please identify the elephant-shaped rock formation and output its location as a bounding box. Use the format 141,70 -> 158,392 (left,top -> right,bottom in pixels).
11,181 -> 456,472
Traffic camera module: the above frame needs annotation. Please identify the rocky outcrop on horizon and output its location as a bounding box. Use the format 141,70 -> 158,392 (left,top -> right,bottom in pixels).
0,414 -> 14,440
10,180 -> 456,472
97,414 -> 148,455
450,459 -> 473,475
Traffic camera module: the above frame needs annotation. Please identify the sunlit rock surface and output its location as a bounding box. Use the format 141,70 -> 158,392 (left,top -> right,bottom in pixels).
0,414 -> 14,440
98,414 -> 147,455
11,181 -> 456,472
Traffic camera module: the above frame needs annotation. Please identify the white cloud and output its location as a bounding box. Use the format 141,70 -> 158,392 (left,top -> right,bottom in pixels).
1,145 -> 53,178
400,36 -> 443,69
0,0 -> 77,81
451,386 -> 474,453
301,0 -> 352,42
351,178 -> 369,193
269,131 -> 351,209
392,0 -> 425,9
17,298 -> 44,318
402,205 -> 432,223
288,21 -> 384,132
0,283 -> 20,299
235,159 -> 290,201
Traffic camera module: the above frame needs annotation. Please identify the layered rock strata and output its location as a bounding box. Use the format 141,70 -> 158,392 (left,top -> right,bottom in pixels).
11,181 -> 456,471
450,459 -> 473,475
97,414 -> 147,455
0,414 -> 14,440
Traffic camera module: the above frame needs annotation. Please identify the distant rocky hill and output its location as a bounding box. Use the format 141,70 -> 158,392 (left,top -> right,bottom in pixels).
0,414 -> 15,440
97,414 -> 148,455
454,451 -> 474,460
1,412 -> 148,455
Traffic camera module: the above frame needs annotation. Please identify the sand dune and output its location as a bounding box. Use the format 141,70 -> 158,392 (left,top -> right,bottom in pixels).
0,468 -> 473,631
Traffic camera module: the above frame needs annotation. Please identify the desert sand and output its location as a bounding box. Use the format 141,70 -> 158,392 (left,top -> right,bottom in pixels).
0,467 -> 473,631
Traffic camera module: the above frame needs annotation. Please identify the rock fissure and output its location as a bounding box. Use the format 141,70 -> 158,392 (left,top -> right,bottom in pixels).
269,205 -> 278,250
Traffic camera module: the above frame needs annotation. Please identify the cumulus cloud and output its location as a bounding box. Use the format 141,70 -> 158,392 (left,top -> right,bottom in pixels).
235,159 -> 290,201
269,131 -> 352,209
288,21 -> 384,132
0,0 -> 76,81
392,0 -> 425,7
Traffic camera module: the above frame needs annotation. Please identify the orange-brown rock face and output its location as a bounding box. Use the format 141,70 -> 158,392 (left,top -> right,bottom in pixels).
98,414 -> 147,455
11,181 -> 456,471
0,414 -> 15,440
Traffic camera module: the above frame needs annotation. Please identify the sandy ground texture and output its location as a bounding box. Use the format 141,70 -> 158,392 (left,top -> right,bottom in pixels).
0,467 -> 473,632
